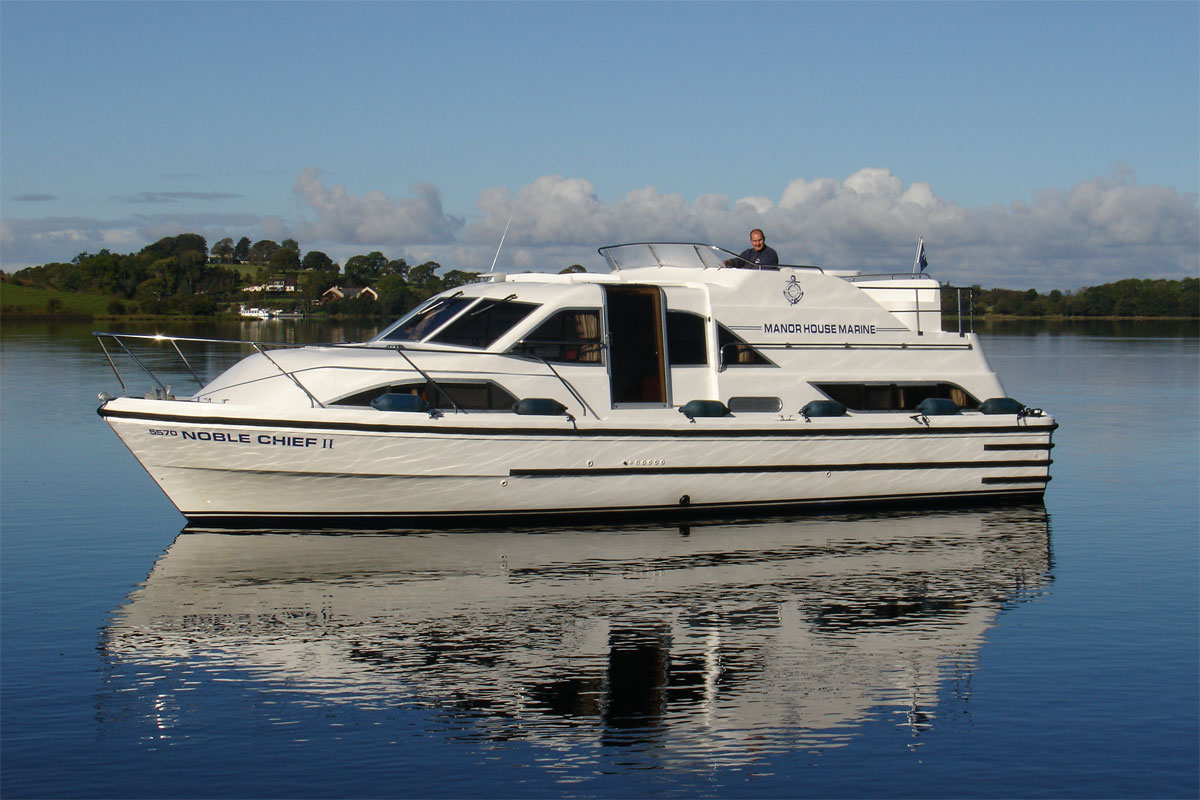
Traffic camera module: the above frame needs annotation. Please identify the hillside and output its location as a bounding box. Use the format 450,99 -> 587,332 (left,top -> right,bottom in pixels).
3,231 -> 1196,321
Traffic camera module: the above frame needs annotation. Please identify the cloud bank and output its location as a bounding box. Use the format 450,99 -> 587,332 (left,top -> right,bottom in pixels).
3,166 -> 1195,290
0,213 -> 263,268
291,167 -> 463,245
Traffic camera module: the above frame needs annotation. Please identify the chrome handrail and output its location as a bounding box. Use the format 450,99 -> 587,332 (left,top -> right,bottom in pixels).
597,242 -> 826,273
93,332 -> 597,417
717,340 -> 974,372
94,331 -> 301,394
384,345 -> 465,415
252,344 -> 326,409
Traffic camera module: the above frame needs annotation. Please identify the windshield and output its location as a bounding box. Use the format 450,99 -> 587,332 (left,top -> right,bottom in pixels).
431,297 -> 539,349
375,295 -> 474,342
599,243 -> 733,271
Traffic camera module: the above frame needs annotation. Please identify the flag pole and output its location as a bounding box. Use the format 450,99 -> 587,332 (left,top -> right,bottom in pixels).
912,237 -> 926,274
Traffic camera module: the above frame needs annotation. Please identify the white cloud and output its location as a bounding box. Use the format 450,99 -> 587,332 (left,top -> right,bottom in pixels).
291,167 -> 462,245
0,217 -> 135,268
0,214 -> 260,270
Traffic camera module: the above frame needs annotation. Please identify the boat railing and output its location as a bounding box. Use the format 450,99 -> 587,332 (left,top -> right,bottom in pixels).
846,272 -> 938,281
95,332 -> 319,404
598,242 -> 826,273
847,277 -> 977,338
717,338 -> 976,371
951,286 -> 976,336
93,332 -> 601,417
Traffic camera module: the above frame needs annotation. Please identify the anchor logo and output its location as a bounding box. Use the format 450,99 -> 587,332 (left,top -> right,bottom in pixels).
783,276 -> 805,305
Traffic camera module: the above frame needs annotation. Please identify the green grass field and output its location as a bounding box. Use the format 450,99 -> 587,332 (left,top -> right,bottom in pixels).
0,281 -> 119,316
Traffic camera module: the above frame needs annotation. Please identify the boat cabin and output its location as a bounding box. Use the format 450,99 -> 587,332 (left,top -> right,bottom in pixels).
282,242 -> 1001,418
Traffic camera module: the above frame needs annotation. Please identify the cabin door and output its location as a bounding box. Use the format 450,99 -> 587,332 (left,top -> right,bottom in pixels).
604,285 -> 668,406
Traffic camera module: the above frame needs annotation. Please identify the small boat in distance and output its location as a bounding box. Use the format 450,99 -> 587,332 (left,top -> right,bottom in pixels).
238,306 -> 275,319
96,242 -> 1056,528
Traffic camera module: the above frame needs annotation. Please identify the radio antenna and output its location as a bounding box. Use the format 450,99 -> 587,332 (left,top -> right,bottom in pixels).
489,208 -> 515,272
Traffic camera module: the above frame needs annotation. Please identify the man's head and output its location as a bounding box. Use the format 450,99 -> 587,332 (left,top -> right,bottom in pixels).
750,229 -> 766,251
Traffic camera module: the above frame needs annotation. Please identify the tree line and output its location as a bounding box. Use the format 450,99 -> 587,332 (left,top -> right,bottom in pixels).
6,233 -> 478,317
942,279 -> 1197,319
4,231 -> 1197,319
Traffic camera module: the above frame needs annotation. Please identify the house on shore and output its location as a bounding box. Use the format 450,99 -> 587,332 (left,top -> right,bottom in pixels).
244,275 -> 300,293
320,286 -> 378,304
266,275 -> 298,293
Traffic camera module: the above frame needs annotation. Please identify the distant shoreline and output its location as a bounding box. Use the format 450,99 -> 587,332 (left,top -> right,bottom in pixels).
2,310 -> 1196,324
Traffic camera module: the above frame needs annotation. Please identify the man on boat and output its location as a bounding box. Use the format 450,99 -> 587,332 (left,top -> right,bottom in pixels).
727,229 -> 779,268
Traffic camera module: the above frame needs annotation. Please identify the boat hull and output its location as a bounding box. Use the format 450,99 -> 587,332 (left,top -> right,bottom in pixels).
100,399 -> 1055,529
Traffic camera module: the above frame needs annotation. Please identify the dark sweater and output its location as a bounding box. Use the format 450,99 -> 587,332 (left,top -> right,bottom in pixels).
736,245 -> 779,268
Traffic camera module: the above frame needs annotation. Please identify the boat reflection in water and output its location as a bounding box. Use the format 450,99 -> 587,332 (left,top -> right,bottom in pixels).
103,506 -> 1051,760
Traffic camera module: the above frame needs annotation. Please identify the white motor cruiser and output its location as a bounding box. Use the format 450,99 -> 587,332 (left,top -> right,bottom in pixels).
96,243 -> 1056,528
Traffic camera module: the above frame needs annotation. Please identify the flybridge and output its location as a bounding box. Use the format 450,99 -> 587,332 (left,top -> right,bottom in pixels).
599,242 -> 829,273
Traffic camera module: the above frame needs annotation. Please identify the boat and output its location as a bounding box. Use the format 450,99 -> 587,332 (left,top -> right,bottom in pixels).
239,305 -> 276,319
95,242 -> 1056,528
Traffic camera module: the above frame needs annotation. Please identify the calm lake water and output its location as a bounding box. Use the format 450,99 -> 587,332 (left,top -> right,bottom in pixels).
2,319 -> 1197,798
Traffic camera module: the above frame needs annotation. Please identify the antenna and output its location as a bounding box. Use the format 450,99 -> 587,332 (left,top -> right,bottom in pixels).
489,208 -> 515,272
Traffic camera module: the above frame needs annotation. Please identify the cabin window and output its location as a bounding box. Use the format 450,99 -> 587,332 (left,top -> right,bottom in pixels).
380,296 -> 474,342
510,309 -> 603,364
333,381 -> 518,411
717,324 -> 771,366
728,396 -> 783,413
666,311 -> 707,366
814,382 -> 977,412
432,298 -> 539,349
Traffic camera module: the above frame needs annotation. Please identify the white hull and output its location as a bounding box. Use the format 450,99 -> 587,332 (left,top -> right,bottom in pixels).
102,399 -> 1054,526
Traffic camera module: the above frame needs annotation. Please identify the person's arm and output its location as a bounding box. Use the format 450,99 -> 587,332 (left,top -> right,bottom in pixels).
723,248 -> 753,268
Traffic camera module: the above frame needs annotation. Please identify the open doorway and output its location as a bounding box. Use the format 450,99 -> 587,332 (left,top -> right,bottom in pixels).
605,285 -> 667,406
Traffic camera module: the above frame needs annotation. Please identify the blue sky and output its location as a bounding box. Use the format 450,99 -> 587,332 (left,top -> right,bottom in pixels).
2,1 -> 1197,290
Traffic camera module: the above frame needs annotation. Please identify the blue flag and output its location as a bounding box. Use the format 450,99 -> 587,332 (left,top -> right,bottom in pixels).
913,238 -> 928,273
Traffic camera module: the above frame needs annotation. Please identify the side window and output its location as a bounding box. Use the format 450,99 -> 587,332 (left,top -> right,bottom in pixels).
666,311 -> 707,366
815,383 -> 978,411
728,396 -> 783,413
717,324 -> 771,366
333,381 -> 518,411
511,309 -> 603,364
425,382 -> 518,411
432,299 -> 539,349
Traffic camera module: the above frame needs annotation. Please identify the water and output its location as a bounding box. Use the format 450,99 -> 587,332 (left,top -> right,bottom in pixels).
2,319 -> 1197,798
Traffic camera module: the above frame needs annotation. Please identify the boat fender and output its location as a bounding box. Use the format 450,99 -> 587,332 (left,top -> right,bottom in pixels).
679,400 -> 730,421
979,397 -> 1026,415
371,393 -> 430,413
916,397 -> 960,416
800,400 -> 847,421
513,397 -> 568,416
